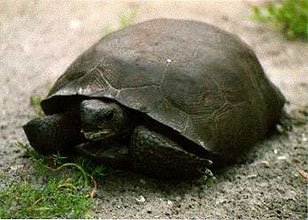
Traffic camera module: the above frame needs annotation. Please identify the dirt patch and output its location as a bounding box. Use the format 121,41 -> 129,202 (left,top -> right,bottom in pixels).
0,0 -> 307,219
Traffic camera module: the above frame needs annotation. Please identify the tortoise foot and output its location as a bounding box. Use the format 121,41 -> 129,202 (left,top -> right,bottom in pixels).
23,113 -> 83,155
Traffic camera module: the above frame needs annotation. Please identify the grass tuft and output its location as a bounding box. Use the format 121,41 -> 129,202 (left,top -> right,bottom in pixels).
0,178 -> 92,218
102,6 -> 138,35
29,82 -> 53,116
0,142 -> 107,218
250,0 -> 308,40
119,6 -> 138,28
29,94 -> 44,116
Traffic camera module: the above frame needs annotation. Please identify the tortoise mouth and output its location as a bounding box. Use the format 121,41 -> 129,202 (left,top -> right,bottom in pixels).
81,129 -> 116,141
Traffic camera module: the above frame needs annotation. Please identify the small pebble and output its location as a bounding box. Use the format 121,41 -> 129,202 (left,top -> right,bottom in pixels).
175,196 -> 181,202
215,197 -> 227,205
297,168 -> 308,180
284,190 -> 296,200
10,164 -> 24,171
276,124 -> 284,133
166,58 -> 172,63
260,160 -> 270,168
146,205 -> 152,214
167,200 -> 173,206
139,179 -> 146,184
277,155 -> 287,160
69,19 -> 82,29
247,174 -> 258,179
136,195 -> 145,203
274,149 -> 278,154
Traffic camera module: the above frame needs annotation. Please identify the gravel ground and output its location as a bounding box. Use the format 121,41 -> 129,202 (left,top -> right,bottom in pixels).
0,0 -> 307,219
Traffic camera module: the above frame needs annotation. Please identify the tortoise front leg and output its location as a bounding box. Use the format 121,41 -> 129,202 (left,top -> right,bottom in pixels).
131,126 -> 212,179
75,140 -> 130,168
23,113 -> 84,156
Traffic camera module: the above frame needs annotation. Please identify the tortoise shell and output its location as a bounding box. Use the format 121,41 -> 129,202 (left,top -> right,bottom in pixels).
41,19 -> 285,159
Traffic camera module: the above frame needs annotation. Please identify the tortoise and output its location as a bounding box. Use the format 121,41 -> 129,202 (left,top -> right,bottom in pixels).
23,19 -> 285,179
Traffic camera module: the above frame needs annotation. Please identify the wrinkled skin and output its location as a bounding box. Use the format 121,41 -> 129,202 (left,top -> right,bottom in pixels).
23,98 -> 212,179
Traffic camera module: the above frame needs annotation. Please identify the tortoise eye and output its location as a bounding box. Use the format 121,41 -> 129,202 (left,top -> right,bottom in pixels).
105,111 -> 115,120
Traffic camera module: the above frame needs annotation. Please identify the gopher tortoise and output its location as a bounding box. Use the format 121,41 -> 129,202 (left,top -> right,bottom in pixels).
23,19 -> 285,179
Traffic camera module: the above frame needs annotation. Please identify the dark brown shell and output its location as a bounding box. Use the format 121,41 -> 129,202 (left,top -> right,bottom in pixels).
41,19 -> 285,159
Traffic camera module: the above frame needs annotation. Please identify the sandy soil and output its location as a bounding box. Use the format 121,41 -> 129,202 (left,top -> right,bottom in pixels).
0,0 -> 307,219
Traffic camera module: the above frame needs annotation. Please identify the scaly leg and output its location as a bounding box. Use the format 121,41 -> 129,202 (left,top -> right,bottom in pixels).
131,126 -> 212,179
23,113 -> 84,155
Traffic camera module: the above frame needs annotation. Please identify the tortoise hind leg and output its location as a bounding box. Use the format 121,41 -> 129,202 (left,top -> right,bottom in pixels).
131,126 -> 212,180
23,112 -> 84,156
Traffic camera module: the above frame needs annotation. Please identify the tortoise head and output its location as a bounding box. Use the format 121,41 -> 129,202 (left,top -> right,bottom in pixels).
80,99 -> 132,141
